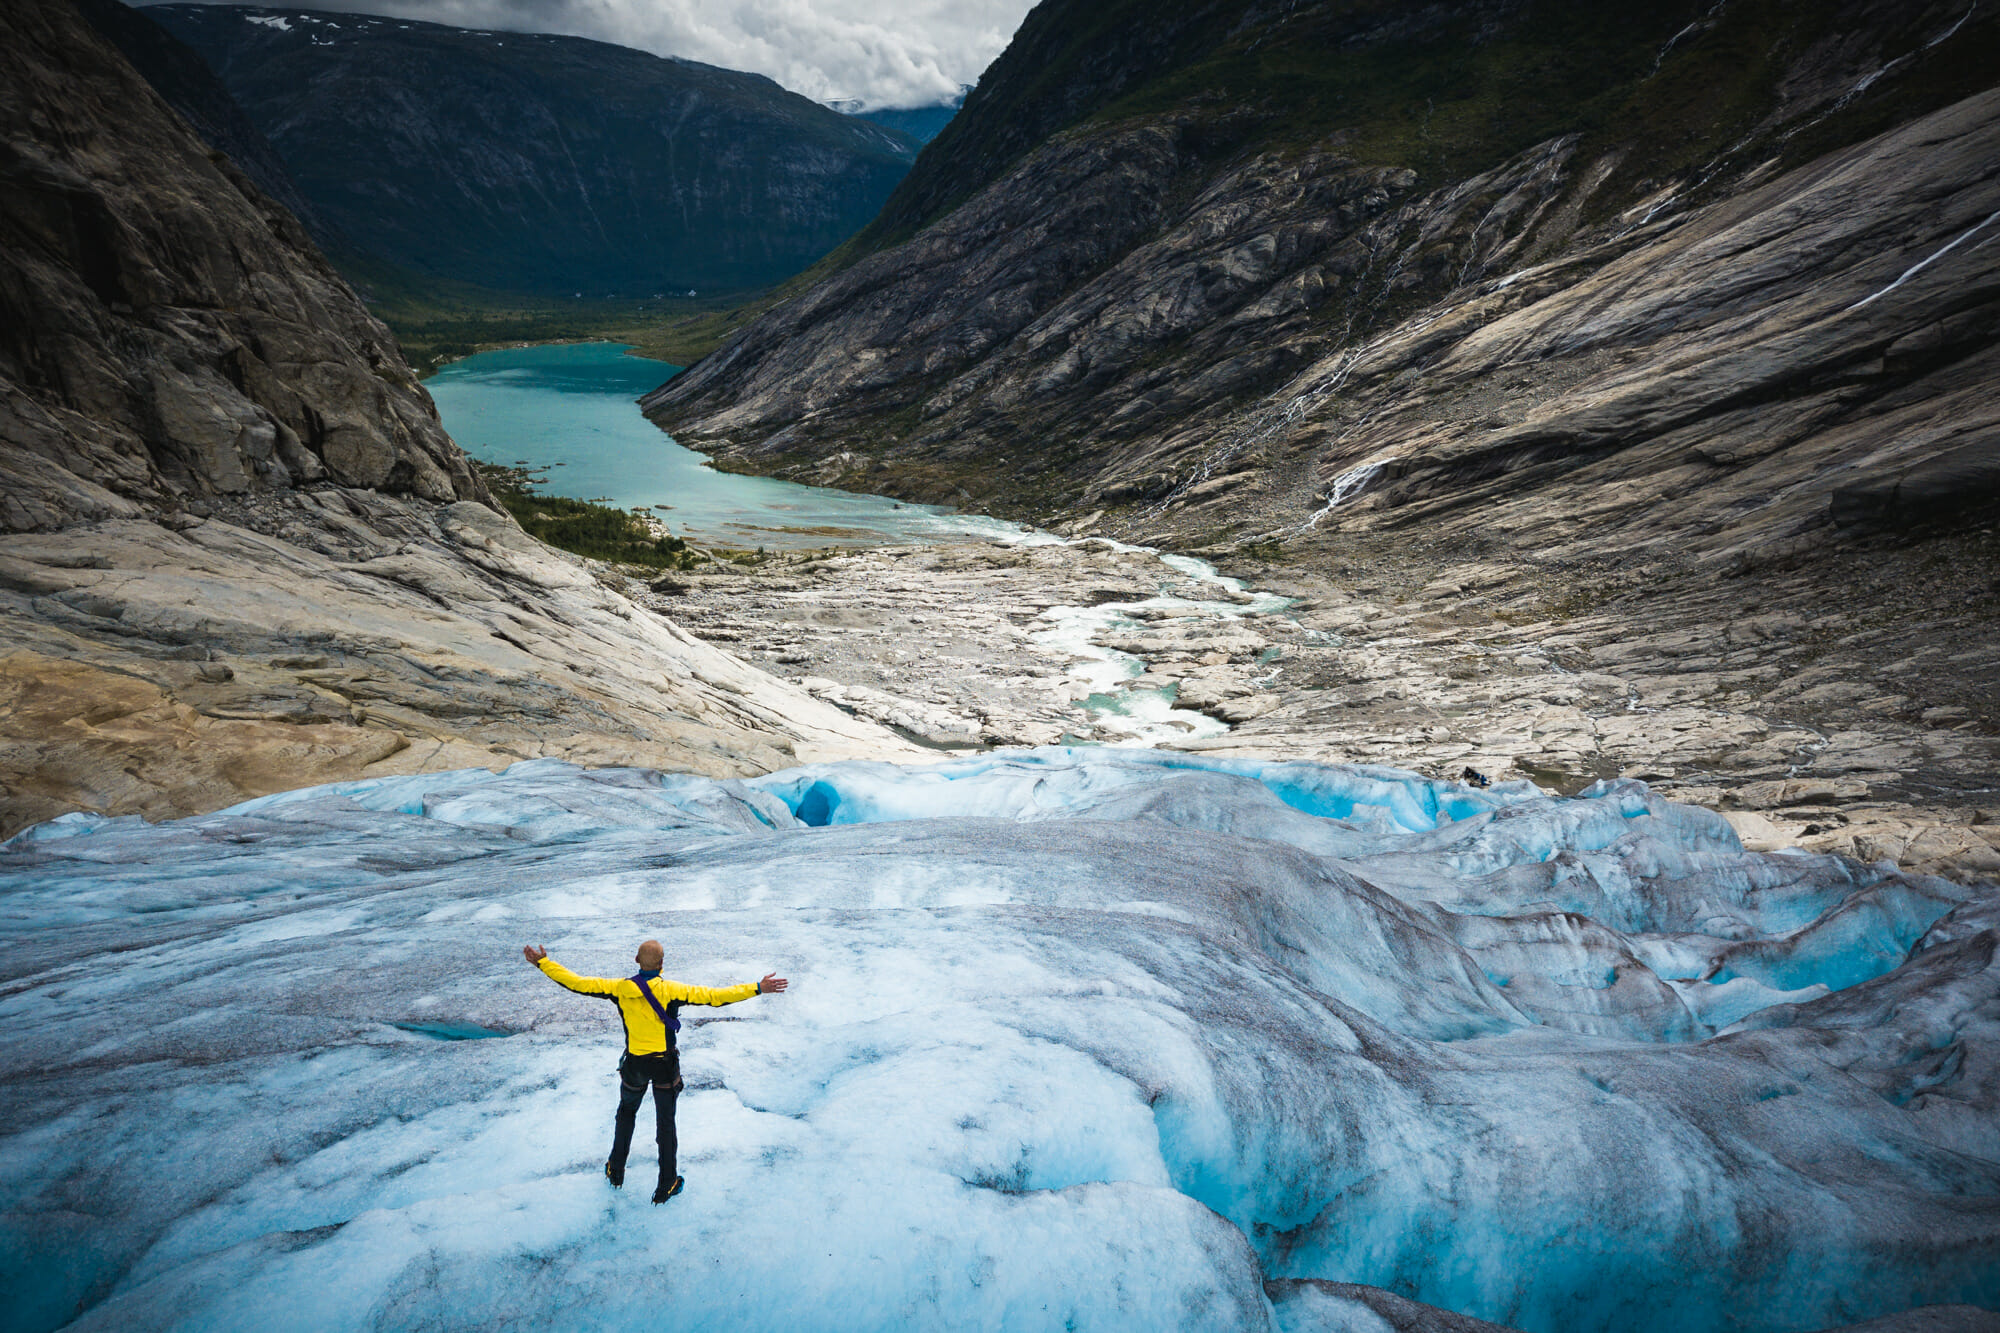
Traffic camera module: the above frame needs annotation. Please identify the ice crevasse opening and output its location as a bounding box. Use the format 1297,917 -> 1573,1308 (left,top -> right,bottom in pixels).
0,747 -> 1995,1333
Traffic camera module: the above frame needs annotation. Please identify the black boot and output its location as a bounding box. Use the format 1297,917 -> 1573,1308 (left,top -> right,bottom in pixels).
605,1160 -> 625,1189
652,1173 -> 683,1205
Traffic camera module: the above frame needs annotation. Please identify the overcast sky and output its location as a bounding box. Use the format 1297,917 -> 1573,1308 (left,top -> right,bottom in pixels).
139,0 -> 1037,108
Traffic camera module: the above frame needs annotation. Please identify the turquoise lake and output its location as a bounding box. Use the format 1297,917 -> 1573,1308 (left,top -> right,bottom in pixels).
424,342 -> 1029,550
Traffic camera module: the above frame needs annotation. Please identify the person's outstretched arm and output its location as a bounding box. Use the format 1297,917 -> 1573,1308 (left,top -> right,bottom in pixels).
520,944 -> 622,996
664,971 -> 789,1007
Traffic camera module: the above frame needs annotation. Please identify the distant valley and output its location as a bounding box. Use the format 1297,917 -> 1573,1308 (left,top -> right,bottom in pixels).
829,92 -> 966,145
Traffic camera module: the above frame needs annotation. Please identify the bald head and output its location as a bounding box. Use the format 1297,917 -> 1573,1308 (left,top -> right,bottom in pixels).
635,939 -> 663,971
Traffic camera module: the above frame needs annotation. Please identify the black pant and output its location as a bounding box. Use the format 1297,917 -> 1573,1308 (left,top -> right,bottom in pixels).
610,1050 -> 682,1179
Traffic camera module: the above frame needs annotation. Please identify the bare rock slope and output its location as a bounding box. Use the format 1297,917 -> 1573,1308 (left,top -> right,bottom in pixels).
0,0 -> 918,837
651,0 -> 2000,552
647,0 -> 2000,828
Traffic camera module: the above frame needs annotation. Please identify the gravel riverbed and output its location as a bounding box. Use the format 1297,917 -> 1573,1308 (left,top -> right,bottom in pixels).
633,536 -> 2000,883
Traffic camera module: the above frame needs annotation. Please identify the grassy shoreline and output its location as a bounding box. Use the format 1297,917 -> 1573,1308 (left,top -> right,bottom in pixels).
470,460 -> 787,573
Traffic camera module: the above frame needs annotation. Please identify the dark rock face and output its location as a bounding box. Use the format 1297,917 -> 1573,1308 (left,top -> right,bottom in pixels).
648,0 -> 2000,563
1266,1279 -> 1528,1333
857,0 -> 1253,249
71,0 -> 327,243
0,0 -> 484,531
147,4 -> 920,295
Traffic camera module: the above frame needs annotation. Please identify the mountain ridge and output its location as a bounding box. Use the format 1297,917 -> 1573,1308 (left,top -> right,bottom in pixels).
648,0 -> 2000,531
73,0 -> 329,243
641,0 -> 2000,822
145,3 -> 922,296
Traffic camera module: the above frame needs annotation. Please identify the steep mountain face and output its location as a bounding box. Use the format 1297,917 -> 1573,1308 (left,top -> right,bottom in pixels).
145,4 -> 921,295
0,0 -> 917,837
2,0 -> 482,532
849,0 -> 1292,252
650,0 -> 2000,545
72,0 -> 327,241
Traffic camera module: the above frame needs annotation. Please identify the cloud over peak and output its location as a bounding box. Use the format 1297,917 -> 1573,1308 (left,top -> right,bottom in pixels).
140,0 -> 1032,108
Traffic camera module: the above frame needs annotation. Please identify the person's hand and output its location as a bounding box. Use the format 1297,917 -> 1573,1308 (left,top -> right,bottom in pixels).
523,944 -> 548,964
759,972 -> 788,994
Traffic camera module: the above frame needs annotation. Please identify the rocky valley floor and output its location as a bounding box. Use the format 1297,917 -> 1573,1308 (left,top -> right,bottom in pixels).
639,530 -> 2000,884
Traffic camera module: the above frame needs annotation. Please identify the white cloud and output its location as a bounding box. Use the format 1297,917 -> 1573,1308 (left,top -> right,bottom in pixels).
143,0 -> 1036,107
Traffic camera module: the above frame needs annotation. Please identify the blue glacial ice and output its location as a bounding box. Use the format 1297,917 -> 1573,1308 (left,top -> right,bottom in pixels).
0,749 -> 1995,1332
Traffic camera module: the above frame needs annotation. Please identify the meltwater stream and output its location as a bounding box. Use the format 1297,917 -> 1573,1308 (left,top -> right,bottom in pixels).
1020,546 -> 1293,746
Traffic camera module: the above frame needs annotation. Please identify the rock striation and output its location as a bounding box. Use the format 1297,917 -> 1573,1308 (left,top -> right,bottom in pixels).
0,0 -> 921,837
147,4 -> 920,295
649,0 -> 2000,548
70,0 -> 327,243
1,0 -> 482,529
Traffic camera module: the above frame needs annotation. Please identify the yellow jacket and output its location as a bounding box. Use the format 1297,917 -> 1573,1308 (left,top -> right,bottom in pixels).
537,957 -> 759,1054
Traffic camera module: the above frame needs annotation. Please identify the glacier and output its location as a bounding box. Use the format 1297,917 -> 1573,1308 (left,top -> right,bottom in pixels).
1,749 -> 1995,1332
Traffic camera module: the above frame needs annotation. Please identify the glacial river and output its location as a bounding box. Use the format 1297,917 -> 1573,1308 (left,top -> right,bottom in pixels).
426,341 -> 1032,550
428,340 -> 1287,746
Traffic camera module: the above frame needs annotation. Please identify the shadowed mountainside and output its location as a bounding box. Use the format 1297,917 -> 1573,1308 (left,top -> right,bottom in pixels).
146,3 -> 921,296
72,0 -> 327,242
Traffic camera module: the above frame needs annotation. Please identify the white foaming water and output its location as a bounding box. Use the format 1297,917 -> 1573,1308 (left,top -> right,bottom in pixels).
1015,544 -> 1292,745
1301,456 -> 1398,530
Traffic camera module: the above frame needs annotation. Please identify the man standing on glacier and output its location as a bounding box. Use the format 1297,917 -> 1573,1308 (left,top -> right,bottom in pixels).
523,939 -> 787,1204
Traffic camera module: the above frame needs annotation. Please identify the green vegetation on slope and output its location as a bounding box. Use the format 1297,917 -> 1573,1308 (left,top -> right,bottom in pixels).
472,462 -> 697,570
346,249 -> 833,379
1100,0 -> 2000,209
346,256 -> 734,376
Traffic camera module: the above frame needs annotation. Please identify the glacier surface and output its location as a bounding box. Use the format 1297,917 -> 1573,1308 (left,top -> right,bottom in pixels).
1,749 -> 1995,1331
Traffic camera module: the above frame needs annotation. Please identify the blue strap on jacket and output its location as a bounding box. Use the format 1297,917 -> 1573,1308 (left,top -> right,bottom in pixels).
628,972 -> 681,1033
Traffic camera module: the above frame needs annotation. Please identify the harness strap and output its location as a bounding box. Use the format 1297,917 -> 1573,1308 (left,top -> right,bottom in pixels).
628,972 -> 681,1034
